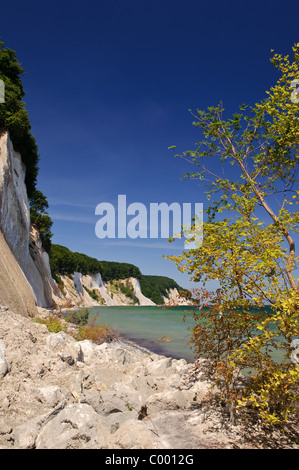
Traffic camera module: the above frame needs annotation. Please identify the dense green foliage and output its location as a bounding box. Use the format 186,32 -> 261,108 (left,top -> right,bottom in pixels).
50,244 -> 99,278
139,275 -> 188,305
64,308 -> 90,326
0,40 -> 38,197
49,244 -> 142,281
99,260 -> 142,281
0,40 -> 53,251
30,190 -> 53,251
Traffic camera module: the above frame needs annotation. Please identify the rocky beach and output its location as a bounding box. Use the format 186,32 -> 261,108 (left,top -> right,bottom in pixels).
0,305 -> 297,450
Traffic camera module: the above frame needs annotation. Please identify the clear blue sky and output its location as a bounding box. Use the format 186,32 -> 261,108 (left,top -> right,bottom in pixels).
1,0 -> 298,290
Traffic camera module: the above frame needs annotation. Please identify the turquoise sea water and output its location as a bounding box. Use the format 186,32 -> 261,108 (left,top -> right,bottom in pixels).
88,305 -> 197,362
88,305 -> 287,365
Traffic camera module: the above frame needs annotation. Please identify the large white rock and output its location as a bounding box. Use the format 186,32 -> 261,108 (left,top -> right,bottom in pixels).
108,419 -> 160,449
0,339 -> 8,379
35,403 -> 109,449
146,357 -> 174,375
145,390 -> 191,416
38,386 -> 65,408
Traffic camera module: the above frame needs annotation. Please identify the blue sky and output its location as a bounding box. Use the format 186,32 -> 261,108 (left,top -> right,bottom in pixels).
1,0 -> 298,290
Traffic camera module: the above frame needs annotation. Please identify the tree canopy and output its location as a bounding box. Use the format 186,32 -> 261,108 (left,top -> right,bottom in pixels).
0,40 -> 39,197
49,244 -> 142,281
139,275 -> 189,305
0,39 -> 53,250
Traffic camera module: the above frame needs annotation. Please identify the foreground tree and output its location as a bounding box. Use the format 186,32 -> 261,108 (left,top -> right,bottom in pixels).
167,44 -> 299,429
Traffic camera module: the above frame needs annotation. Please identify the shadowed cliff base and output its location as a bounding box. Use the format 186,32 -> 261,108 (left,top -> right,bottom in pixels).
0,232 -> 37,317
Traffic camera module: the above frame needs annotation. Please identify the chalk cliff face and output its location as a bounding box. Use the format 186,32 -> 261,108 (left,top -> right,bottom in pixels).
0,132 -> 30,269
51,274 -> 156,308
0,231 -> 37,317
162,288 -> 189,306
131,278 -> 156,306
0,132 -> 54,311
28,226 -> 55,307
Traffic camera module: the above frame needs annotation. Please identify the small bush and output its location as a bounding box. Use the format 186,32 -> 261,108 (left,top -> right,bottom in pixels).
33,315 -> 66,333
73,316 -> 118,344
64,308 -> 90,326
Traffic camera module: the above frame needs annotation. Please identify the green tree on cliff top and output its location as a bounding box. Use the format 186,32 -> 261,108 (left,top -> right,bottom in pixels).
0,39 -> 52,250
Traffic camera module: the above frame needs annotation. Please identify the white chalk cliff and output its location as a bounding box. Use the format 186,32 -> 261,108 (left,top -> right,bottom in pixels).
52,274 -> 156,308
0,132 -> 53,313
162,287 -> 190,306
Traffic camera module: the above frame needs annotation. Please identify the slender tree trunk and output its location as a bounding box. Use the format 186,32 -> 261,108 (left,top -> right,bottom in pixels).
238,159 -> 298,292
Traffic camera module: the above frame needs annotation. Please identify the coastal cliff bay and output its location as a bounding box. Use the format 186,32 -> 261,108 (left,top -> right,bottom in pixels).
0,134 -> 296,453
0,130 -> 258,448
0,41 -> 297,451
0,129 -> 189,312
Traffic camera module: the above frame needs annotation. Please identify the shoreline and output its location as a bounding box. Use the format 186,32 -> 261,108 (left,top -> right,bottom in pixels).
55,304 -> 196,364
118,332 -> 195,363
0,306 -> 297,449
46,306 -> 192,362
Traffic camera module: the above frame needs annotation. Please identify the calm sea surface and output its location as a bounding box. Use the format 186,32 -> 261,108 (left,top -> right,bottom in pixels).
88,305 -> 197,362
88,305 -> 286,365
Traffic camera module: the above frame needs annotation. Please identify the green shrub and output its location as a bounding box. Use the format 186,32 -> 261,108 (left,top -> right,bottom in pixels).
64,308 -> 90,326
33,315 -> 66,333
29,190 -> 53,251
73,316 -> 118,344
116,281 -> 139,304
83,285 -> 100,301
0,41 -> 53,251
